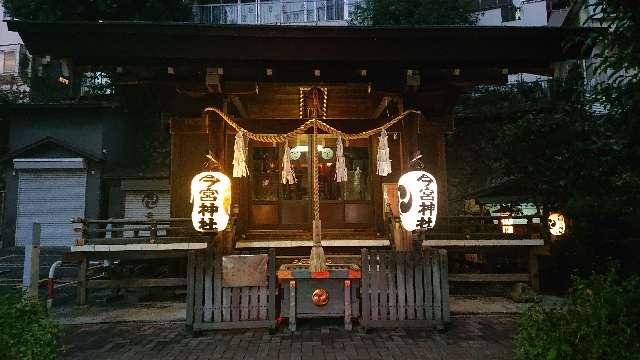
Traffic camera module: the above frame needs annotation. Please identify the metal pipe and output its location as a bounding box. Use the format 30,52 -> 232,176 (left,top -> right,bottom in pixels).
47,261 -> 62,310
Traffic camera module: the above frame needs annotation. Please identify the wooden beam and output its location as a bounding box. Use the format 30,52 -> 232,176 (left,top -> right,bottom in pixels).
370,96 -> 391,119
87,277 -> 187,289
230,95 -> 249,118
192,320 -> 276,330
71,243 -> 208,252
423,239 -> 544,247
449,273 -> 529,282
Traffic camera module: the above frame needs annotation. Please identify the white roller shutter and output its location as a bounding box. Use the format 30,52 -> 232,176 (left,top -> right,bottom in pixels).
123,191 -> 170,219
123,191 -> 170,236
15,170 -> 87,247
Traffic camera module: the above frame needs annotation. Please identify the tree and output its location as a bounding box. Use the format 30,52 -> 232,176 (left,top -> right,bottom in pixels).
3,0 -> 192,22
350,0 -> 479,26
450,0 -> 640,286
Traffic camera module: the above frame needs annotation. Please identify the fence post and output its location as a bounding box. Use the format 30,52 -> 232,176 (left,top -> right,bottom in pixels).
23,223 -> 41,299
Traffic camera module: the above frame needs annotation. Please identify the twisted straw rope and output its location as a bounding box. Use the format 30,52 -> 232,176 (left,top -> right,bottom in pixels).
312,120 -> 320,221
202,107 -> 421,142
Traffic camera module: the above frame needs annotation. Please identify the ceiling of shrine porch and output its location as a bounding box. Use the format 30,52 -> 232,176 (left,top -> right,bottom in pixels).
227,83 -> 382,120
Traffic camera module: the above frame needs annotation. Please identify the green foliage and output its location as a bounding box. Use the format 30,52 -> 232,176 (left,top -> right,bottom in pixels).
3,0 -> 192,22
581,0 -> 640,86
450,1 -> 640,284
350,0 -> 478,25
516,269 -> 640,360
0,290 -> 61,360
0,88 -> 30,104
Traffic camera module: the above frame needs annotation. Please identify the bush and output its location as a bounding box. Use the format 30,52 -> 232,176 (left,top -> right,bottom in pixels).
0,290 -> 60,360
516,268 -> 640,360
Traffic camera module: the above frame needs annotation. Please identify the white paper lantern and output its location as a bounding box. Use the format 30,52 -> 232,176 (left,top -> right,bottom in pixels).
191,172 -> 232,232
398,171 -> 437,231
548,212 -> 566,236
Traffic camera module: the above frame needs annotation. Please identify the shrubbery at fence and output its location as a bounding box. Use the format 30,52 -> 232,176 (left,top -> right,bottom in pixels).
516,268 -> 640,360
0,290 -> 60,360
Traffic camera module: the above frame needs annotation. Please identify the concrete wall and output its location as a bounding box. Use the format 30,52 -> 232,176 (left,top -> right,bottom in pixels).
476,0 -> 548,26
0,4 -> 22,45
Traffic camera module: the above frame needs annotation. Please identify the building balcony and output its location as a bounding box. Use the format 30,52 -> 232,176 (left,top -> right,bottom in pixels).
192,0 -> 359,25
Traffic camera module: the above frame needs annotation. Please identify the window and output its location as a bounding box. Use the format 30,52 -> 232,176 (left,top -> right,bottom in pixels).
500,5 -> 521,22
250,135 -> 370,202
316,136 -> 370,201
80,72 -> 113,96
2,51 -> 16,73
251,147 -> 279,201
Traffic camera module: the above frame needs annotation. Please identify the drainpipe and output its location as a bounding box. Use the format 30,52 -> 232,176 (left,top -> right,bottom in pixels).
47,261 -> 62,310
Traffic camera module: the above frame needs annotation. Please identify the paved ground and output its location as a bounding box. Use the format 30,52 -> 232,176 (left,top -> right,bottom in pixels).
60,315 -> 517,360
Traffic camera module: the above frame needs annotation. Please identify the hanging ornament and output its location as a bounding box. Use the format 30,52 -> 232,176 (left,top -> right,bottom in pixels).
232,132 -> 249,178
335,137 -> 348,183
377,129 -> 392,176
353,166 -> 361,187
282,143 -> 297,184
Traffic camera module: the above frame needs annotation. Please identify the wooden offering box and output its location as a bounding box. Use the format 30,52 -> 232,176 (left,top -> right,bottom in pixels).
278,264 -> 361,331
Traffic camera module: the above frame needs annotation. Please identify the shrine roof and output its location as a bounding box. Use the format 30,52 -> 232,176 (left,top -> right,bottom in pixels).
8,21 -> 591,69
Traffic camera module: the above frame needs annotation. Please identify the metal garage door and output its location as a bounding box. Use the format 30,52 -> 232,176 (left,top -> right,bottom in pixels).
123,190 -> 170,236
123,191 -> 170,219
15,170 -> 87,247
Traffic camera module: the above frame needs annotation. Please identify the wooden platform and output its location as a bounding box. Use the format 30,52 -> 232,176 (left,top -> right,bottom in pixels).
70,243 -> 208,252
423,239 -> 544,247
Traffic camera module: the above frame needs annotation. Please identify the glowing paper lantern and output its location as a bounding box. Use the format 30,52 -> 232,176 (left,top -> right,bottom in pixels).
500,214 -> 514,234
191,172 -> 232,232
548,212 -> 566,236
398,171 -> 437,231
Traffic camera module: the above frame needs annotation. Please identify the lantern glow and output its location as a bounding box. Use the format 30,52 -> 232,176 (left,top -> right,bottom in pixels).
548,212 -> 566,236
500,214 -> 514,234
190,172 -> 232,232
397,171 -> 437,231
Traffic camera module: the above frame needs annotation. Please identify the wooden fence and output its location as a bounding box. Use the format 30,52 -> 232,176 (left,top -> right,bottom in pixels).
69,217 -> 209,305
186,249 -> 278,331
360,249 -> 449,329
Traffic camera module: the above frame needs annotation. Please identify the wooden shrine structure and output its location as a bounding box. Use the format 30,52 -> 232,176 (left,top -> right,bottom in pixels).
9,21 -> 587,324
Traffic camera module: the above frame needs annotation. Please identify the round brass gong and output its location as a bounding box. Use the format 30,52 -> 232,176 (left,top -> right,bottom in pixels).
312,288 -> 329,306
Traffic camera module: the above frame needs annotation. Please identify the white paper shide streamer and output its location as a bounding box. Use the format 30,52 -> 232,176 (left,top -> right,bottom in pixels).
232,132 -> 249,178
282,143 -> 297,184
376,129 -> 392,176
335,136 -> 348,183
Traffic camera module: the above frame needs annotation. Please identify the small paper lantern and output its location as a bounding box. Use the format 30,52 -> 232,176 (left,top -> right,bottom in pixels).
548,212 -> 566,236
398,171 -> 437,231
500,214 -> 514,234
191,172 -> 232,232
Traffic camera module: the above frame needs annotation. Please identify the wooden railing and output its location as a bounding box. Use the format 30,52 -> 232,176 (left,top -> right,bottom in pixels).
71,217 -> 210,246
426,215 -> 544,241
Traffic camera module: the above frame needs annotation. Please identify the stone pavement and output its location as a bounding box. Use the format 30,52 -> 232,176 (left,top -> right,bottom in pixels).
60,315 -> 516,360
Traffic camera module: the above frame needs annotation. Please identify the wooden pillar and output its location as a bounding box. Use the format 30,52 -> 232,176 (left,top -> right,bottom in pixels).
23,223 -> 41,299
77,254 -> 88,305
289,280 -> 296,331
401,111 -> 420,170
528,249 -> 540,292
344,280 -> 352,330
170,117 -> 209,218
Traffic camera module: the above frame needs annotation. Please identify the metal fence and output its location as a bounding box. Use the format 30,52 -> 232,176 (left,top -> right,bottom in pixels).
192,0 -> 359,25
